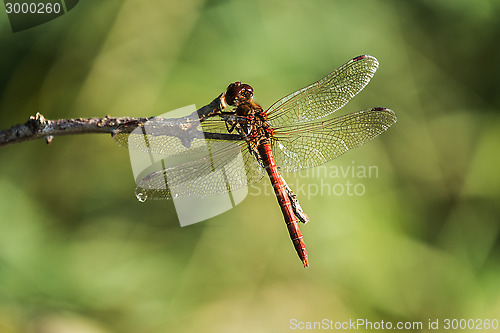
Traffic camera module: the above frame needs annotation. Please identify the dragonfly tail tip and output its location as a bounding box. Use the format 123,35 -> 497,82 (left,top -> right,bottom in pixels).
303,258 -> 309,268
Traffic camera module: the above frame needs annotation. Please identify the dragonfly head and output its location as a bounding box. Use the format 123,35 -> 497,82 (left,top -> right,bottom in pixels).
225,82 -> 254,106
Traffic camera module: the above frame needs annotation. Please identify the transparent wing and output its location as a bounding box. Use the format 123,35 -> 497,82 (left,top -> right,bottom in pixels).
267,55 -> 379,127
113,116 -> 230,156
135,140 -> 265,200
113,116 -> 266,201
271,107 -> 397,172
114,132 -> 207,156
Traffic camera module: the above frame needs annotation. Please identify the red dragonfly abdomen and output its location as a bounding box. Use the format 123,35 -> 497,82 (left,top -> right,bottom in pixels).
257,142 -> 309,267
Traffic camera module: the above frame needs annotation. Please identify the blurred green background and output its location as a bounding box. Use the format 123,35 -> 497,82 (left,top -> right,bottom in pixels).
1,0 -> 500,332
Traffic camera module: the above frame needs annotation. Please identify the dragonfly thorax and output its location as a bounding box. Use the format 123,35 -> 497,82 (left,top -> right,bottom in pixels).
235,101 -> 273,145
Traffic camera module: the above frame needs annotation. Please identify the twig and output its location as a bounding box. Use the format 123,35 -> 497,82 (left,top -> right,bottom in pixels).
0,93 -> 241,147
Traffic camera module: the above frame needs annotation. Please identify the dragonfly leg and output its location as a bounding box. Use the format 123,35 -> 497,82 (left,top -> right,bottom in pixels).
225,120 -> 237,133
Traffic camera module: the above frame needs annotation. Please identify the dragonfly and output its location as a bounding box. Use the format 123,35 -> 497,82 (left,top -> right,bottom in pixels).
113,55 -> 397,267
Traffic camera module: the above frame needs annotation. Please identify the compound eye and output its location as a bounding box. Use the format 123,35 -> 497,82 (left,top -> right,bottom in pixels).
225,82 -> 243,106
240,84 -> 253,98
225,82 -> 254,106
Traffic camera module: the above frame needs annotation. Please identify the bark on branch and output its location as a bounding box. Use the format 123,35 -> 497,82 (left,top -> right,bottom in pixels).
0,93 -> 242,147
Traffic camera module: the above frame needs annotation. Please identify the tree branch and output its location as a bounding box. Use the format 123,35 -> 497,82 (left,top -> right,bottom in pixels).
0,93 -> 242,147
